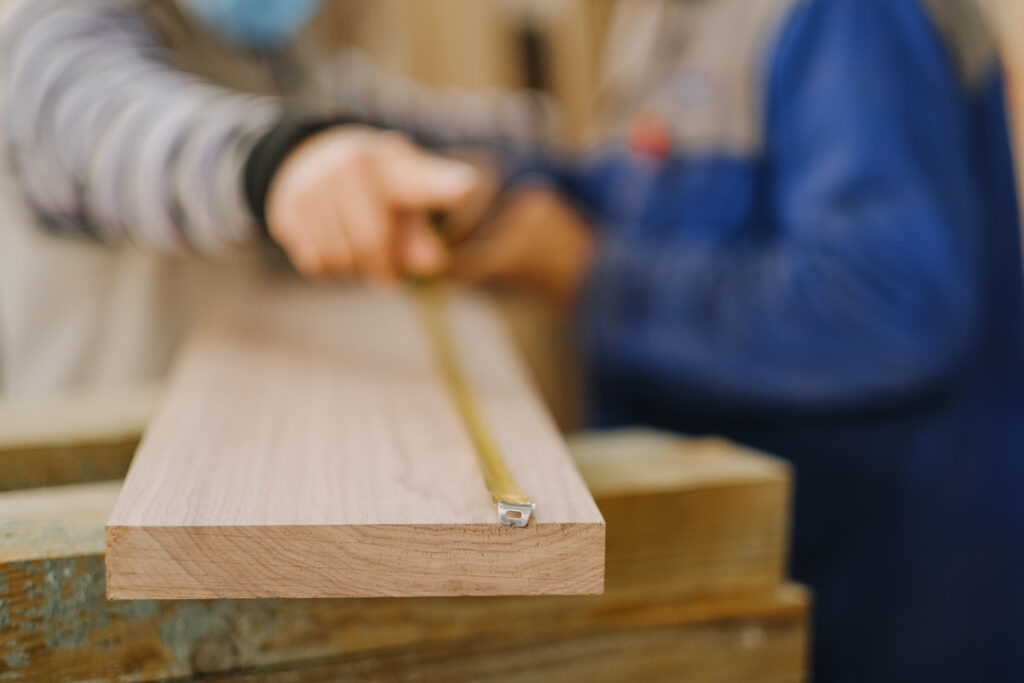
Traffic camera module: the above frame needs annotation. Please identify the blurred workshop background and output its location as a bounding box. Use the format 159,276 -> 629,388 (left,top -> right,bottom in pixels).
330,0 -> 1024,154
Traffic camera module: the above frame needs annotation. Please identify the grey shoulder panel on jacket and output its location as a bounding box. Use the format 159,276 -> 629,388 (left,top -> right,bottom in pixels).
594,0 -> 800,155
689,0 -> 802,154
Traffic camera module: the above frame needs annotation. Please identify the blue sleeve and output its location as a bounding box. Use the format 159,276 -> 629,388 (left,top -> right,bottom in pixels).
579,0 -> 986,412
504,149 -> 621,220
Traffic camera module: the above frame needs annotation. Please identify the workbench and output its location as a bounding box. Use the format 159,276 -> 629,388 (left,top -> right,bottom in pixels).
0,386 -> 808,681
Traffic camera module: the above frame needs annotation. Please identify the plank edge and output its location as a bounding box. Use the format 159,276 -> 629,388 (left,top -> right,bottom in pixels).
105,522 -> 605,600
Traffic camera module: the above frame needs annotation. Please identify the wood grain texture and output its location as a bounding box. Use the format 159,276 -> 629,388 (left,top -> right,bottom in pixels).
106,281 -> 604,599
1,426 -> 806,682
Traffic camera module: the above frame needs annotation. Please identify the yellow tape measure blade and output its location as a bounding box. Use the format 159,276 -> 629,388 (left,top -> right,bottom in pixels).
414,282 -> 534,527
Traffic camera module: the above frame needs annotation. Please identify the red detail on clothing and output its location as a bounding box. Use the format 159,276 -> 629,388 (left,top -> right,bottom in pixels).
628,111 -> 673,160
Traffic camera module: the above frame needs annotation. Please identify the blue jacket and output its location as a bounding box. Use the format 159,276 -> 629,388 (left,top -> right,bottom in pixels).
543,1 -> 1024,680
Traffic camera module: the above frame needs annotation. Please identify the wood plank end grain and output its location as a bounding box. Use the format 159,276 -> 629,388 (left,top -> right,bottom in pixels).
106,522 -> 605,599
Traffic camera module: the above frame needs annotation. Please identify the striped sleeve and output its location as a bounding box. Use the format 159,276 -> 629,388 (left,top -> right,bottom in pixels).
0,0 -> 282,255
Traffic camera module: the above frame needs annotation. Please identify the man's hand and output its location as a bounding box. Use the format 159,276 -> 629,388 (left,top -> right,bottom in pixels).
452,187 -> 595,308
266,127 -> 483,281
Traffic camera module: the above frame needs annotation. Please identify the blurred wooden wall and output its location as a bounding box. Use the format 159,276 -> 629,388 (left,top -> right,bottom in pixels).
337,0 -> 613,141
984,0 -> 1024,213
341,0 -> 521,89
342,0 -> 1024,161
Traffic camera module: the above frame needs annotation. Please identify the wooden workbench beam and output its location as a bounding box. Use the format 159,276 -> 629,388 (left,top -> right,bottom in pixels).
0,429 -> 801,680
3,545 -> 806,681
0,385 -> 158,491
1,412 -> 791,599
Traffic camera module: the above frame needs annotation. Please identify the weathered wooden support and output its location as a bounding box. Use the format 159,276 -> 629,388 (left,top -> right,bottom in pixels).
2,547 -> 806,681
0,429 -> 805,681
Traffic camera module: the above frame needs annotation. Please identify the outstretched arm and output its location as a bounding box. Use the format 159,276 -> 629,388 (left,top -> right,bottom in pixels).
1,0 -> 280,254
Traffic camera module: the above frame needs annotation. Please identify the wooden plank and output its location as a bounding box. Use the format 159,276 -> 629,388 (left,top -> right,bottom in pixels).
0,378 -> 788,603
574,430 -> 790,598
191,590 -> 808,683
0,385 -> 157,491
0,482 -> 121,563
0,435 -> 805,681
3,425 -> 787,594
106,281 -> 605,599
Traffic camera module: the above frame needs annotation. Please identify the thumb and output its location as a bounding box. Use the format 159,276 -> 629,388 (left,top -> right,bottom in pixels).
378,149 -> 481,210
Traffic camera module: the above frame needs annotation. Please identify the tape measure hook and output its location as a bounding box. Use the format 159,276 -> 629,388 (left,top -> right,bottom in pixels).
498,501 -> 536,527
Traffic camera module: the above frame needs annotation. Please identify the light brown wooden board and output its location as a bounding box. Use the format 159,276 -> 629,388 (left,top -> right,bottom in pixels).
1,427 -> 804,680
574,430 -> 790,599
0,380 -> 788,603
0,385 -> 158,491
3,391 -> 788,604
106,281 -> 604,599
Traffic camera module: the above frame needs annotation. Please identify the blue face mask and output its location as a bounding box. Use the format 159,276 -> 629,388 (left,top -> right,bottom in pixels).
179,0 -> 323,51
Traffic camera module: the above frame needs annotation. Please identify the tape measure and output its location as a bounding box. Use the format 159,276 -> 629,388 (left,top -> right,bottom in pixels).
414,281 -> 535,527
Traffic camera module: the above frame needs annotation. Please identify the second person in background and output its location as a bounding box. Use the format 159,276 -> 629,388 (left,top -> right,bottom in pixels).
455,1 -> 1024,682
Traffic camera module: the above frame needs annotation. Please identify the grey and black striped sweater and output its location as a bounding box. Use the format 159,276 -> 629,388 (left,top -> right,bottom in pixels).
1,0 -> 552,256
